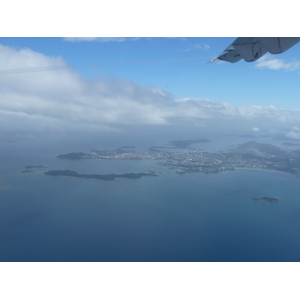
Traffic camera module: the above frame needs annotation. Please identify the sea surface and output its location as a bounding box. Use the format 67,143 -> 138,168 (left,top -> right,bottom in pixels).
1,139 -> 300,261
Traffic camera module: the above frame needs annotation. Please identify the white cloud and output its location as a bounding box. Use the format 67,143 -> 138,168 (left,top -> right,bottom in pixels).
255,55 -> 300,71
252,127 -> 260,132
181,42 -> 210,52
292,126 -> 300,131
193,43 -> 210,51
285,127 -> 300,139
286,131 -> 300,140
2,44 -> 300,133
63,37 -> 139,43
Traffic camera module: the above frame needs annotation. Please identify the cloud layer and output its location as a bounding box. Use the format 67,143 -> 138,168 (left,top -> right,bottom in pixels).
1,44 -> 300,134
255,55 -> 300,71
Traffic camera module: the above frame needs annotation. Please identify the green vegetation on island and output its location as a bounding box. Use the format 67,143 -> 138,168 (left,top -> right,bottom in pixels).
44,169 -> 160,181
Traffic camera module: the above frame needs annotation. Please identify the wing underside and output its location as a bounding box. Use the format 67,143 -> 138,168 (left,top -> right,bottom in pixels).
211,37 -> 300,63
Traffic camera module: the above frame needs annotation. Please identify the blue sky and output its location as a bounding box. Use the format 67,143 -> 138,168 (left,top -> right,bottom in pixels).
1,36 -> 300,140
1,37 -> 300,109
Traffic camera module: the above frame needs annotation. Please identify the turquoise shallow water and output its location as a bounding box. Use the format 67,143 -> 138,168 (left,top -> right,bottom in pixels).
1,144 -> 300,261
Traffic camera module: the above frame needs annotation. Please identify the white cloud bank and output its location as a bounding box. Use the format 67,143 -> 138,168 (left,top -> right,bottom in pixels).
286,131 -> 300,139
255,55 -> 300,71
1,44 -> 300,133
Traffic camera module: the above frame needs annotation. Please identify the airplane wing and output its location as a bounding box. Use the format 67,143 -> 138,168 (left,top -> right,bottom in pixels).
211,37 -> 300,63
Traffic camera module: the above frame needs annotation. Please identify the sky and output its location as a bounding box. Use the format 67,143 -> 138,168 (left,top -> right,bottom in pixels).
1,1 -> 300,298
1,36 -> 300,107
1,36 -> 300,142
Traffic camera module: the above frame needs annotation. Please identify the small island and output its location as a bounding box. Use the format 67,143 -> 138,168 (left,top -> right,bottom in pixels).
25,165 -> 48,169
0,185 -> 9,189
21,165 -> 48,174
252,196 -> 279,203
21,169 -> 35,174
44,169 -> 160,181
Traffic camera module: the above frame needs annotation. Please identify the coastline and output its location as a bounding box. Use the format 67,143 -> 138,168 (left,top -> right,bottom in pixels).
234,167 -> 298,175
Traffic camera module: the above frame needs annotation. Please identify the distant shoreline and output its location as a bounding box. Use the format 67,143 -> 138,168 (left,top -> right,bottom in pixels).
234,167 -> 295,174
44,169 -> 160,181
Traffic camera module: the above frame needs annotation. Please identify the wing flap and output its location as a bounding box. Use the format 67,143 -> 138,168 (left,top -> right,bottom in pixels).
232,38 -> 268,62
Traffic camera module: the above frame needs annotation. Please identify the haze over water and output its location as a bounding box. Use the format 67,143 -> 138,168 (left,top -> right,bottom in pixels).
1,133 -> 300,262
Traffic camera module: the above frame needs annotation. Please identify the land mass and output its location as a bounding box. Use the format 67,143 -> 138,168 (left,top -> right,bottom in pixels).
21,170 -> 35,174
253,197 -> 279,203
44,169 -> 160,181
21,165 -> 48,174
25,165 -> 48,169
0,185 -> 9,189
236,141 -> 282,154
55,140 -> 300,176
57,152 -> 88,160
282,142 -> 300,146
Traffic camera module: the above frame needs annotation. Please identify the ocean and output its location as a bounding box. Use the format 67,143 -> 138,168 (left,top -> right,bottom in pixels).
1,137 -> 300,262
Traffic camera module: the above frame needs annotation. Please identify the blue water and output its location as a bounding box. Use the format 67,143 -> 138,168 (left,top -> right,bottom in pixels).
1,142 -> 300,261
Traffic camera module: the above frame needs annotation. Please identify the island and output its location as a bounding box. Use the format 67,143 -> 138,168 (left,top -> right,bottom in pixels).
56,152 -> 89,160
21,165 -> 48,174
44,169 -> 160,181
236,141 -> 282,154
21,169 -> 35,174
25,165 -> 48,169
54,140 -> 300,177
0,185 -> 9,189
252,197 -> 279,203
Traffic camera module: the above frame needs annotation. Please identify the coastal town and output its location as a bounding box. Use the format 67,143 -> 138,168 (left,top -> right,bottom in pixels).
56,140 -> 300,176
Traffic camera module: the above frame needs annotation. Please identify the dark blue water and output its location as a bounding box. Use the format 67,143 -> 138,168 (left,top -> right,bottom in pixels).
1,142 -> 300,261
